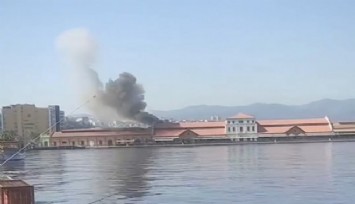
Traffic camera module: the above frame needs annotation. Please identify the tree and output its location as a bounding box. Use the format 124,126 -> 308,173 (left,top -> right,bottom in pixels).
0,131 -> 17,141
29,131 -> 42,141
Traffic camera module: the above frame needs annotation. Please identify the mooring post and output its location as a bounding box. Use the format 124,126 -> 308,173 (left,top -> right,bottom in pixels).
0,179 -> 34,204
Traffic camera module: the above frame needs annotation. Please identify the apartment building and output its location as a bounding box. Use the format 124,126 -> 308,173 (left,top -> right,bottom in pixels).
1,104 -> 50,143
48,105 -> 65,133
0,113 -> 3,134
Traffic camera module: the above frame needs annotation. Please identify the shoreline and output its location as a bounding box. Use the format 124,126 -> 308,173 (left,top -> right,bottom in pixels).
32,136 -> 355,150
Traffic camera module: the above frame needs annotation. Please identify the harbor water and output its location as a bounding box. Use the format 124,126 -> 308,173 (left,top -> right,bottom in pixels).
1,142 -> 355,204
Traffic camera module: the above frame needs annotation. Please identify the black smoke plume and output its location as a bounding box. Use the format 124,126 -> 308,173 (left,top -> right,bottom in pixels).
96,72 -> 160,124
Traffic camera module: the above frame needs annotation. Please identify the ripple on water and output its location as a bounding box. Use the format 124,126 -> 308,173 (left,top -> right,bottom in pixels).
2,143 -> 355,203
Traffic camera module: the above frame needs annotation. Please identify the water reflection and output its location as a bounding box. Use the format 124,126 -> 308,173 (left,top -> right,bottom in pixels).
93,148 -> 154,202
4,143 -> 355,204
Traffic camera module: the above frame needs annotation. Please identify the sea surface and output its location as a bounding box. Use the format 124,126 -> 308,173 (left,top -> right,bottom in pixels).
2,142 -> 355,204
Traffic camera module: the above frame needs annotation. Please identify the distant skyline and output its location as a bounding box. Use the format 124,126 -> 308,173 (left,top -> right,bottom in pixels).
1,0 -> 355,113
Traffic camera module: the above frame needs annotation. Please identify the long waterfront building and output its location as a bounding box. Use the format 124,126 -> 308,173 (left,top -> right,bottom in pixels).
49,113 -> 353,148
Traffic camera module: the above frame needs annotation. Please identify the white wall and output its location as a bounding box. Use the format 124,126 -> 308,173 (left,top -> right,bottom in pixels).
225,118 -> 258,138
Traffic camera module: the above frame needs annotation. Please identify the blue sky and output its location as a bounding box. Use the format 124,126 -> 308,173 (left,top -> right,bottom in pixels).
1,0 -> 355,113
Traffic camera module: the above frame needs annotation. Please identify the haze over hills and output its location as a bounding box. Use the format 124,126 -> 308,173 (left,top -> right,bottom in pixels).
152,99 -> 355,122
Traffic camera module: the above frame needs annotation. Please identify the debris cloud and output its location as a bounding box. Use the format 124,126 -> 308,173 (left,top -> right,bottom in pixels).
56,28 -> 159,124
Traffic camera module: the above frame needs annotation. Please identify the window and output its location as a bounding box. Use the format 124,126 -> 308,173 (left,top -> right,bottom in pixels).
53,142 -> 57,146
81,141 -> 85,145
252,126 -> 255,132
228,127 -> 231,132
61,141 -> 67,144
72,141 -> 75,146
232,127 -> 235,132
247,126 -> 250,132
239,120 -> 243,123
240,127 -> 243,132
247,120 -> 249,123
99,140 -> 103,145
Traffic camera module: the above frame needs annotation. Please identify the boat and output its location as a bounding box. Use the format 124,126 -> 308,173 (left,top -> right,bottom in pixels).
0,141 -> 25,162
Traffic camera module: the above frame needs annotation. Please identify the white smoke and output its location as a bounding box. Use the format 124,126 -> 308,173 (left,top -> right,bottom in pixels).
56,28 -> 97,67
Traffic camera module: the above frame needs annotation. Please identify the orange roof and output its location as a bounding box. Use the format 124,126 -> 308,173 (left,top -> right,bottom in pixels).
261,126 -> 293,134
154,127 -> 225,137
193,128 -> 225,136
154,129 -> 188,137
155,121 -> 224,129
228,113 -> 255,119
258,117 -> 329,126
52,130 -> 150,138
260,125 -> 332,134
334,128 -> 355,133
332,122 -> 355,133
300,125 -> 332,133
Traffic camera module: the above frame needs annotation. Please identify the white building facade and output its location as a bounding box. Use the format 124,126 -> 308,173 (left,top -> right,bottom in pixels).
225,113 -> 258,141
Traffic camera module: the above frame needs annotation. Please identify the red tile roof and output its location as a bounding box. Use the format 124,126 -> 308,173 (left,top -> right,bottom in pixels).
228,113 -> 255,119
154,127 -> 225,137
258,117 -> 329,126
155,121 -> 224,129
193,128 -> 226,136
260,126 -> 293,134
52,130 -> 150,138
260,125 -> 332,134
154,129 -> 189,137
333,122 -> 355,132
300,125 -> 332,133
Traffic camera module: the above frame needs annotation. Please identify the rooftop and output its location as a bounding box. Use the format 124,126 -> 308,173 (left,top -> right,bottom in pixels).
259,125 -> 332,134
227,113 -> 255,119
52,129 -> 150,138
258,117 -> 330,126
155,121 -> 224,129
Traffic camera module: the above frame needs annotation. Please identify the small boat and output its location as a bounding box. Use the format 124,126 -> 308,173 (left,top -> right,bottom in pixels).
0,141 -> 25,162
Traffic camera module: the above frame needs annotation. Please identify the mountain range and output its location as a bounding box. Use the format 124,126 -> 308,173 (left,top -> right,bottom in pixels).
152,98 -> 355,122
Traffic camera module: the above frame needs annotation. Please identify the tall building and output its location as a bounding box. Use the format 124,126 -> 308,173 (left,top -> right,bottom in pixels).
0,113 -> 3,134
1,104 -> 50,143
60,110 -> 65,131
48,105 -> 65,133
210,116 -> 221,121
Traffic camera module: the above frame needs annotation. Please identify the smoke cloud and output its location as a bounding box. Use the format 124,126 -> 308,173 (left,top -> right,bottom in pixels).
56,28 -> 159,124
